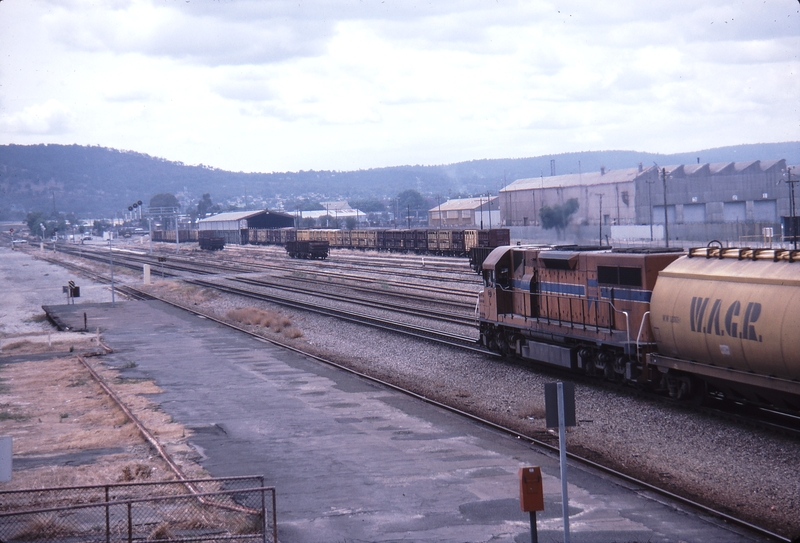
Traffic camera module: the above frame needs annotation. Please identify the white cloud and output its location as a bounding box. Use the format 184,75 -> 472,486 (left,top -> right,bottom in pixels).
0,0 -> 798,173
0,100 -> 76,135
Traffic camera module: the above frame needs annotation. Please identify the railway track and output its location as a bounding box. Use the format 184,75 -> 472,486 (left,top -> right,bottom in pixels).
184,278 -> 483,350
52,243 -> 481,297
36,243 -> 800,437
38,244 -> 800,429
109,281 -> 789,543
14,242 -> 795,540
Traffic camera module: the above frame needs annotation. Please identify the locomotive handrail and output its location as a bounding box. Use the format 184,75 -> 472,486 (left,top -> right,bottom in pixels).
608,302 -> 630,355
688,246 -> 800,262
636,311 -> 651,362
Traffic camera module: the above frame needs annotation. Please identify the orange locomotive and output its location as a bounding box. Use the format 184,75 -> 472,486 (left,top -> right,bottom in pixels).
479,245 -> 682,388
479,244 -> 800,409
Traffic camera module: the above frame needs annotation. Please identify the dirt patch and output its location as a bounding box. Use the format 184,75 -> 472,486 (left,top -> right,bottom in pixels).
0,352 -> 204,492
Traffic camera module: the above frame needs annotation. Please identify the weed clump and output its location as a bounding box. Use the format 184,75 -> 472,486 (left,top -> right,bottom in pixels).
226,308 -> 303,339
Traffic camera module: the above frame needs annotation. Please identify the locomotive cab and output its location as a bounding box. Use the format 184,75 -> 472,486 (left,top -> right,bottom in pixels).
480,246 -> 514,320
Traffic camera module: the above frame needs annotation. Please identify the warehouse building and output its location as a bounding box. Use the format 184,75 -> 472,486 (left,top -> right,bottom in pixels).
499,159 -> 794,245
197,210 -> 294,245
428,196 -> 500,228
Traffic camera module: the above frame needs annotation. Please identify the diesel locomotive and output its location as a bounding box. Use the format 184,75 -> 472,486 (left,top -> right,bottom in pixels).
479,244 -> 800,409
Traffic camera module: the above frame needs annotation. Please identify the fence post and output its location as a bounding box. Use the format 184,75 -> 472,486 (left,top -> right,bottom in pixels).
262,488 -> 267,543
271,489 -> 278,543
105,485 -> 110,543
128,502 -> 133,543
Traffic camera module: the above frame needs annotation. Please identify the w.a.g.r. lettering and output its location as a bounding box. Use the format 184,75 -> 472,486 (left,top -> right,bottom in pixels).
688,296 -> 762,342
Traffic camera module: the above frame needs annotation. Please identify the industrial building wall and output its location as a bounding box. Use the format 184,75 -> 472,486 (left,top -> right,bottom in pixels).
501,181 -> 637,227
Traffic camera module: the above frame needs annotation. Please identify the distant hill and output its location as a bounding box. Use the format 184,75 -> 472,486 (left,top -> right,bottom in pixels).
1,142 -> 797,219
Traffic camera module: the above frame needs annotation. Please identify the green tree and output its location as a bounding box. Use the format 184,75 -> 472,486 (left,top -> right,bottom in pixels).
93,220 -> 111,236
348,199 -> 386,213
397,189 -> 427,212
539,198 -> 579,236
25,212 -> 47,237
196,193 -> 219,218
286,198 -> 324,212
345,216 -> 357,230
149,193 -> 180,211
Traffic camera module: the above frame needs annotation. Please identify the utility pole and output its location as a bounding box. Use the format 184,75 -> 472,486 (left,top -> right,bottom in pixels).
787,167 -> 797,250
661,168 -> 670,248
487,193 -> 492,229
595,194 -> 603,245
109,237 -> 116,307
646,174 -> 655,242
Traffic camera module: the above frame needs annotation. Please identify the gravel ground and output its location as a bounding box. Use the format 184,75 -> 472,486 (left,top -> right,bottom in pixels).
5,244 -> 800,540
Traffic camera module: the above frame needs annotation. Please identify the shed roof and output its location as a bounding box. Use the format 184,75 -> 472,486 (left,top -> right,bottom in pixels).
500,166 -> 649,193
428,196 -> 498,212
198,210 -> 265,223
504,159 -> 787,192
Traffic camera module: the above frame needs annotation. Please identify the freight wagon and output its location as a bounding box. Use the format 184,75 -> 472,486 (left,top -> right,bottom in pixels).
285,240 -> 330,259
247,227 -> 510,257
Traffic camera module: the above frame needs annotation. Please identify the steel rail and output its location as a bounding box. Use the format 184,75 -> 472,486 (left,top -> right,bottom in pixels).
184,278 -> 485,352
54,243 -> 481,300
229,275 -> 475,325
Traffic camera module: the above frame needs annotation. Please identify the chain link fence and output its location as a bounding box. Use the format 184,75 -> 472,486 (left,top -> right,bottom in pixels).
0,476 -> 276,542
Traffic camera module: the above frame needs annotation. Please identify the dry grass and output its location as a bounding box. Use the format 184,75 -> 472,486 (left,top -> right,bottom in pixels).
144,281 -> 220,306
8,512 -> 74,540
0,335 -> 98,355
0,353 -> 205,492
226,307 -> 303,339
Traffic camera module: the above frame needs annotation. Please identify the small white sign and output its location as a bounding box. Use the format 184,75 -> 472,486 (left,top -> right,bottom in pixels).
0,435 -> 11,482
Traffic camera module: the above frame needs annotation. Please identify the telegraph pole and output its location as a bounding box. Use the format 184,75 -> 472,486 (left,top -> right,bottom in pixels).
595,194 -> 603,245
787,167 -> 797,250
662,168 -> 670,248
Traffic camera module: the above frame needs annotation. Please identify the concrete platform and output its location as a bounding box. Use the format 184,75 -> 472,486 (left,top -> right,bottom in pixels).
40,300 -> 771,543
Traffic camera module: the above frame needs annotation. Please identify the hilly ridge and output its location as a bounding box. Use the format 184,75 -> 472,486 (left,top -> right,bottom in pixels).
1,142 -> 798,219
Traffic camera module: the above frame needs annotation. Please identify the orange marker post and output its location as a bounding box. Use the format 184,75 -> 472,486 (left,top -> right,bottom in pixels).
519,466 -> 545,543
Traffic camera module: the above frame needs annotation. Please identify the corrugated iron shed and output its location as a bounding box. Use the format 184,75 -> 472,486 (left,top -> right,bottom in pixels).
198,210 -> 294,231
429,196 -> 498,212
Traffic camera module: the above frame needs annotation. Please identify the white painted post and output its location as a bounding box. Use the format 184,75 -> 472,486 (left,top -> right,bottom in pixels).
557,382 -> 571,543
0,436 -> 12,482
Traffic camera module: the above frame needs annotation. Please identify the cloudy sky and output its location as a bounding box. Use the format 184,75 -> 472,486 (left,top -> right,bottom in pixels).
1,1 -> 798,173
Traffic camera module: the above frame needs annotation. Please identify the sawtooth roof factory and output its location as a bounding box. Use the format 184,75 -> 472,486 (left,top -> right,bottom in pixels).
498,159 -> 795,245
